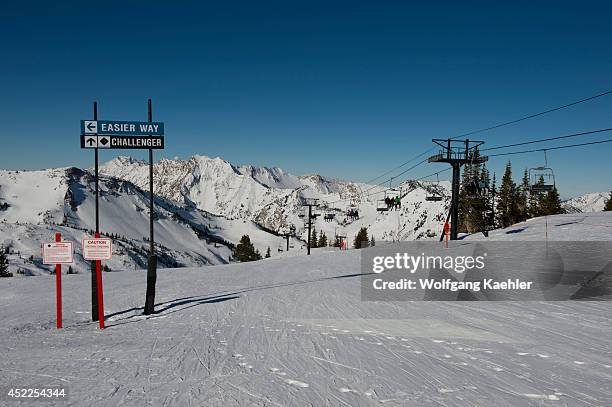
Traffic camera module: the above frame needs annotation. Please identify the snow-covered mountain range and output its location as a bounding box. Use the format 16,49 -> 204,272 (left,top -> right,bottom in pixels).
1,154 -> 607,275
0,156 -> 450,275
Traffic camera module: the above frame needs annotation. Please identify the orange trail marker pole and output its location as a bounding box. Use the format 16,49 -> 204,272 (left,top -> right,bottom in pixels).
444,222 -> 450,248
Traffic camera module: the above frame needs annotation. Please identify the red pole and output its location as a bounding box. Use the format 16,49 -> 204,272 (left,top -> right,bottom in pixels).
95,232 -> 105,329
444,222 -> 450,248
55,232 -> 62,329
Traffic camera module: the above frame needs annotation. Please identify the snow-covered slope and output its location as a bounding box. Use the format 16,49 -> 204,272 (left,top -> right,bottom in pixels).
1,212 -> 610,406
562,191 -> 609,213
464,211 -> 612,241
0,168 -> 68,224
0,167 -> 303,275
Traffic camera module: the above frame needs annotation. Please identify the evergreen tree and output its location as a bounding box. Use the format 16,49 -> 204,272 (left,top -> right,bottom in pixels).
353,227 -> 369,249
488,172 -> 497,229
0,246 -> 11,277
529,176 -> 547,217
265,247 -> 271,258
458,148 -> 491,233
318,231 -> 327,248
496,162 -> 519,227
527,177 -> 539,217
604,191 -> 612,211
310,227 -> 318,248
517,169 -> 530,221
458,150 -> 480,232
541,186 -> 563,216
234,235 -> 261,262
370,235 -> 376,247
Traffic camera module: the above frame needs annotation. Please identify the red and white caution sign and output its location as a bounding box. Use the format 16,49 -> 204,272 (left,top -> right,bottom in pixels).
42,241 -> 74,264
82,238 -> 112,260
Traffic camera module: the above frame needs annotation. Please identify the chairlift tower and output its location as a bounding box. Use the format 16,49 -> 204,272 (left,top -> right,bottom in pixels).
300,198 -> 320,255
428,139 -> 488,240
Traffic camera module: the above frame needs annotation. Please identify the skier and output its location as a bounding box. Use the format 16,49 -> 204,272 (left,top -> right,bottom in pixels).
394,196 -> 401,210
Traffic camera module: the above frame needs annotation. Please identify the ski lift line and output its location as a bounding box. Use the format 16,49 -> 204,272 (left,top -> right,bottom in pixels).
329,167 -> 452,204
487,139 -> 612,157
480,127 -> 612,152
414,167 -> 451,181
325,158 -> 428,205
363,150 -> 433,185
326,166 -> 451,208
325,157 -> 430,206
324,94 -> 612,207
360,89 -> 612,188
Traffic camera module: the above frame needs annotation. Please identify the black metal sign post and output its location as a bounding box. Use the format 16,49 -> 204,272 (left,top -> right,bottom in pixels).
91,101 -> 100,322
144,99 -> 157,315
80,100 -> 164,317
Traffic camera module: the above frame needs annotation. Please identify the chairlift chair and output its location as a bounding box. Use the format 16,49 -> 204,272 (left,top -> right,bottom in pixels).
346,203 -> 359,220
464,179 -> 489,199
529,168 -> 555,193
376,199 -> 390,212
324,210 -> 335,222
529,151 -> 556,193
425,174 -> 444,201
379,184 -> 402,211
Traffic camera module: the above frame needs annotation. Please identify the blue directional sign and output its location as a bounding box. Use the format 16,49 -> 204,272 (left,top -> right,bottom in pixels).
81,120 -> 164,136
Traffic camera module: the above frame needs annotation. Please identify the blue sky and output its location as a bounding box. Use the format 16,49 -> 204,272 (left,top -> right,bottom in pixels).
1,1 -> 611,197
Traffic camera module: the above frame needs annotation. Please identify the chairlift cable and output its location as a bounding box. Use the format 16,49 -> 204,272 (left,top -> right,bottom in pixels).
324,137 -> 610,207
324,90 -> 612,207
362,89 -> 612,186
488,139 -> 612,157
455,89 -> 612,138
481,127 -> 612,152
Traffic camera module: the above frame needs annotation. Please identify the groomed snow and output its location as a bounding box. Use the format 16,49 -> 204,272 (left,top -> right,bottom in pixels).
1,212 -> 610,406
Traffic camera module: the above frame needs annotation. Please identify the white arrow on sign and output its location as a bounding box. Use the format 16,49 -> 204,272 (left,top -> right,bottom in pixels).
97,136 -> 111,148
84,120 -> 98,134
84,136 -> 98,148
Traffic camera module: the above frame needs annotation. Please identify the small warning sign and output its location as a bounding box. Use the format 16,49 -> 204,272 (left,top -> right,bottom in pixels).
42,241 -> 74,264
82,238 -> 112,260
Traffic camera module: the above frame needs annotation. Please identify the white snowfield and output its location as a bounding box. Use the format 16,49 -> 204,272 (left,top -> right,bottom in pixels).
464,211 -> 612,241
1,212 -> 611,406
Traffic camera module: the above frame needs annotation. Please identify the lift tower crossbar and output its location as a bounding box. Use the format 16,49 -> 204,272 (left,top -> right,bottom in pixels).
428,139 -> 488,240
